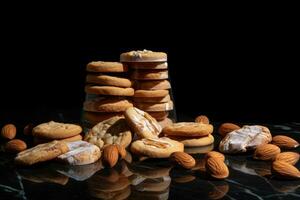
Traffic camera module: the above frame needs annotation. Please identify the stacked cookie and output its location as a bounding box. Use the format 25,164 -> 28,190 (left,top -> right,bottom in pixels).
120,50 -> 174,127
83,61 -> 134,126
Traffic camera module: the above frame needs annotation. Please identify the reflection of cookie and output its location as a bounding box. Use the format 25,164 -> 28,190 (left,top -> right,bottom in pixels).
130,137 -> 184,158
83,112 -> 123,125
134,101 -> 173,112
134,176 -> 171,192
148,111 -> 169,121
133,95 -> 171,103
134,80 -> 171,90
124,107 -> 161,139
85,85 -> 134,96
33,134 -> 83,145
129,165 -> 171,179
86,61 -> 127,72
83,98 -> 133,112
134,90 -> 169,98
169,134 -> 214,147
158,118 -> 173,129
15,140 -> 69,165
129,62 -> 168,69
32,121 -> 82,139
84,116 -> 132,149
163,122 -> 213,137
120,50 -> 167,62
88,173 -> 130,192
131,70 -> 168,80
86,74 -> 132,88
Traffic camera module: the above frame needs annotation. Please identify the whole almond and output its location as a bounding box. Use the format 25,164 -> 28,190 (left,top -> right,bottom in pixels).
23,123 -> 34,136
170,152 -> 196,169
5,139 -> 27,153
195,115 -> 210,124
218,123 -> 240,137
254,144 -> 281,160
272,135 -> 299,149
116,144 -> 127,159
103,144 -> 119,168
1,124 -> 17,139
205,151 -> 225,162
275,152 -> 299,165
272,160 -> 300,179
206,157 -> 229,179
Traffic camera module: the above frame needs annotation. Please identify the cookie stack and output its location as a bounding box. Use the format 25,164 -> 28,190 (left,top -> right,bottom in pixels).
83,61 -> 134,126
120,50 -> 175,128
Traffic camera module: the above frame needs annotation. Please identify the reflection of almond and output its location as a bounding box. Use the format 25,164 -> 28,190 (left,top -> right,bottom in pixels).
208,183 -> 229,200
5,139 -> 27,153
103,144 -> 119,168
1,124 -> 17,139
218,123 -> 240,137
253,144 -> 281,161
272,135 -> 299,149
275,152 -> 299,165
205,151 -> 225,162
170,152 -> 196,169
195,115 -> 209,124
206,157 -> 229,179
116,144 -> 127,159
173,175 -> 196,183
272,161 -> 300,179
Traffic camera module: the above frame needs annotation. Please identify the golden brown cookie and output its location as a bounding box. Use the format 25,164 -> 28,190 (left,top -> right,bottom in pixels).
15,140 -> 69,165
134,80 -> 171,90
32,121 -> 82,140
148,111 -> 169,121
158,118 -> 173,129
82,112 -> 124,125
85,85 -> 134,96
86,61 -> 127,72
124,107 -> 162,139
163,122 -> 213,137
130,137 -> 184,158
86,74 -> 132,88
133,95 -> 171,103
120,50 -> 167,62
184,144 -> 214,154
129,62 -> 168,69
134,90 -> 169,98
169,134 -> 214,147
134,101 -> 173,112
131,70 -> 168,80
33,134 -> 83,145
83,98 -> 133,112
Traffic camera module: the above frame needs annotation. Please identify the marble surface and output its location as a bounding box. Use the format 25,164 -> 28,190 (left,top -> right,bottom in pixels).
0,114 -> 299,200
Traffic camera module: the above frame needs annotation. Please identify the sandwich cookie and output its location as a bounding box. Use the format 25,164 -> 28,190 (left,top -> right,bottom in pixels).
120,50 -> 167,62
86,61 -> 128,73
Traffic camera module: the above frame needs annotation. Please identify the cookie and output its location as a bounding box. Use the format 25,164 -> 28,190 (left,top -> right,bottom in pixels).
131,70 -> 168,80
82,112 -> 124,125
124,107 -> 162,139
32,121 -> 82,140
148,111 -> 169,121
129,62 -> 168,70
130,137 -> 184,158
84,116 -> 132,149
86,74 -> 132,88
184,144 -> 214,154
134,101 -> 173,112
57,141 -> 101,165
163,122 -> 214,137
15,140 -> 69,165
134,90 -> 169,98
33,134 -> 83,145
169,134 -> 214,147
85,85 -> 134,96
86,61 -> 128,73
158,118 -> 173,129
83,98 -> 133,112
134,80 -> 171,90
120,50 -> 167,62
133,95 -> 171,103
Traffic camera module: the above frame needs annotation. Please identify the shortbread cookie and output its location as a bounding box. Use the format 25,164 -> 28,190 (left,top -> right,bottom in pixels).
57,141 -> 101,165
15,140 -> 69,165
86,61 -> 127,73
158,118 -> 173,129
85,85 -> 134,96
131,70 -> 168,80
148,111 -> 169,121
32,121 -> 82,139
84,116 -> 132,149
33,134 -> 83,145
134,101 -> 173,112
134,80 -> 171,90
133,95 -> 171,103
120,50 -> 167,62
124,107 -> 162,139
83,112 -> 124,125
169,134 -> 214,147
83,98 -> 133,112
134,90 -> 169,98
129,62 -> 168,70
163,122 -> 213,137
86,74 -> 132,88
184,144 -> 214,154
130,137 -> 184,158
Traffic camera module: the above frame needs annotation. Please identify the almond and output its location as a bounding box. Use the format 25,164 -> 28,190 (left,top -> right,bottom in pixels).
103,144 -> 119,168
5,139 -> 27,153
206,157 -> 229,179
272,135 -> 299,149
275,152 -> 299,165
170,152 -> 196,169
195,115 -> 210,124
218,123 -> 240,137
254,144 -> 281,160
23,123 -> 34,136
116,144 -> 127,159
205,151 -> 225,162
272,160 -> 300,179
1,124 -> 16,139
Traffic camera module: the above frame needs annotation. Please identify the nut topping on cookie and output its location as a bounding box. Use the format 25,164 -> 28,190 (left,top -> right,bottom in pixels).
142,138 -> 171,149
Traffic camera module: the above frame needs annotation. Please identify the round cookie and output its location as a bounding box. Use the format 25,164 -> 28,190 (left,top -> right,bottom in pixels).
158,118 -> 173,129
85,85 -> 134,96
148,111 -> 169,121
184,144 -> 214,154
120,50 -> 167,62
169,134 -> 214,147
83,112 -> 124,125
133,95 -> 171,103
83,98 -> 133,112
134,90 -> 169,98
130,137 -> 184,158
163,122 -> 213,137
134,80 -> 171,90
134,101 -> 173,112
32,121 -> 82,140
131,70 -> 168,80
86,61 -> 127,72
33,134 -> 83,145
86,74 -> 132,88
129,62 -> 168,70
